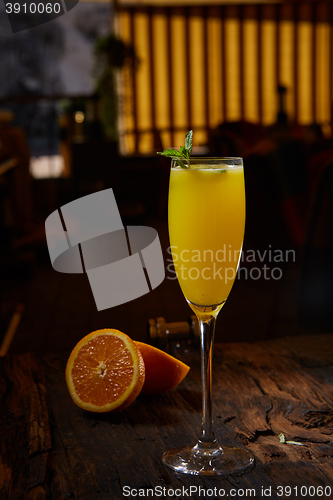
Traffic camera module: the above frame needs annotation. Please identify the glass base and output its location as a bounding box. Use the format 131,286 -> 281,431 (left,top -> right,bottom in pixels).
162,443 -> 254,476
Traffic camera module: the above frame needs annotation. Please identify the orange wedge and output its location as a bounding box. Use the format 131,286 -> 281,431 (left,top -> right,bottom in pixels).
65,329 -> 145,413
135,341 -> 190,395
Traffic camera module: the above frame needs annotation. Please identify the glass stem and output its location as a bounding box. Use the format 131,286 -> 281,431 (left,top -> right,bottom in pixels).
198,315 -> 218,450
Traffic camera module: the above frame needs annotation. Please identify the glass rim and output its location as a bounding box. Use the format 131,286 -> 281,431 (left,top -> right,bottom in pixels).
171,157 -> 243,168
172,157 -> 243,161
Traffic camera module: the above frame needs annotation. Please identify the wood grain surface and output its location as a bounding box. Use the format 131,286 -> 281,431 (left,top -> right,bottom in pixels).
1,334 -> 333,499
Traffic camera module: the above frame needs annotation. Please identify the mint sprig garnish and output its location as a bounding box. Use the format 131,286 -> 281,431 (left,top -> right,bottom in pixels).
157,130 -> 193,169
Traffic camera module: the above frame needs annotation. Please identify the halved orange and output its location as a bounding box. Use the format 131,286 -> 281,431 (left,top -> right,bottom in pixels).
135,341 -> 190,395
65,329 -> 145,413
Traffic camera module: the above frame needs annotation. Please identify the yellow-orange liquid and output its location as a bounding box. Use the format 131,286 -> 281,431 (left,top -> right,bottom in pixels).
168,164 -> 245,307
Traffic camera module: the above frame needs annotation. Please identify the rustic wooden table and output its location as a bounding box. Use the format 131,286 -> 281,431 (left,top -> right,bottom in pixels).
1,334 -> 333,499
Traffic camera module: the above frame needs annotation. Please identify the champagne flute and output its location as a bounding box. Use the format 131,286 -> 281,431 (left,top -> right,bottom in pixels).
162,157 -> 254,476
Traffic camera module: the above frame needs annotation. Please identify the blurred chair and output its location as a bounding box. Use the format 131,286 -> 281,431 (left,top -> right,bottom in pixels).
0,110 -> 34,236
208,120 -> 263,158
0,138 -> 18,254
299,160 -> 333,332
244,130 -> 308,252
0,111 -> 19,250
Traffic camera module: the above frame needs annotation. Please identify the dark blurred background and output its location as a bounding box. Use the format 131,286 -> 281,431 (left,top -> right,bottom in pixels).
1,0 -> 333,356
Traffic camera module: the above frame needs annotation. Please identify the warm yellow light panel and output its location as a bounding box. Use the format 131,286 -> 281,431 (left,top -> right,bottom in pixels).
134,12 -> 152,152
316,22 -> 330,126
243,18 -> 258,123
297,21 -> 312,124
117,11 -> 135,153
170,13 -> 187,147
153,13 -> 169,131
189,14 -> 205,130
279,20 -> 294,121
125,132 -> 135,153
207,16 -> 223,128
261,20 -> 276,125
224,18 -> 240,121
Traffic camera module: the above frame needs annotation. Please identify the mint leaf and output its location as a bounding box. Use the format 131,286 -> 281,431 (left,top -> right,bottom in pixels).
157,152 -> 188,169
180,146 -> 188,158
157,148 -> 183,157
216,169 -> 226,173
157,130 -> 193,168
185,130 -> 193,155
